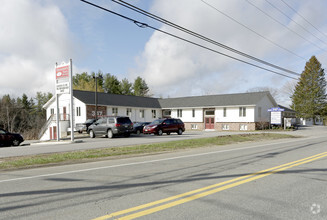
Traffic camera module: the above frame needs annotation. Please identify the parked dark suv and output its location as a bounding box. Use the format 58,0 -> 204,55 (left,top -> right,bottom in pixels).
87,116 -> 133,138
143,118 -> 185,135
0,128 -> 24,147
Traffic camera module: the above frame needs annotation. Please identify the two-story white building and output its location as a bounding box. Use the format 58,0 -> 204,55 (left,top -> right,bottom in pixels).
41,90 -> 277,140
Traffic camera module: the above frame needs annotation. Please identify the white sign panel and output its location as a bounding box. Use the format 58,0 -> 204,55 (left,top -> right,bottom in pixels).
271,111 -> 282,124
56,82 -> 70,94
55,64 -> 70,94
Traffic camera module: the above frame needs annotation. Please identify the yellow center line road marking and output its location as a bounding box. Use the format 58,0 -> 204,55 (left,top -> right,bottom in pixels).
93,152 -> 327,220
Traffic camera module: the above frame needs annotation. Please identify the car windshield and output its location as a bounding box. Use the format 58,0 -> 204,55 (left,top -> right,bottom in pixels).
150,119 -> 164,125
133,123 -> 141,127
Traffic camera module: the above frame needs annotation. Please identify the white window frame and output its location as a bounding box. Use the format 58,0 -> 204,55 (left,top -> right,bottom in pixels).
126,108 -> 132,117
140,109 -> 145,118
112,107 -> 118,115
177,109 -> 183,117
192,109 -> 195,118
152,110 -> 156,118
191,124 -> 198,129
223,107 -> 227,117
222,124 -> 229,130
240,124 -> 248,130
76,107 -> 81,117
239,107 -> 246,117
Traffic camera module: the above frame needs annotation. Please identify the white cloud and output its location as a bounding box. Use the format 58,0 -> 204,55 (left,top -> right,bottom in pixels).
132,0 -> 327,100
0,0 -> 75,97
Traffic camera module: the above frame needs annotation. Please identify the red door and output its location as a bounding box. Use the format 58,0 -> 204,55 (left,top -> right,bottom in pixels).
53,126 -> 57,140
63,107 -> 67,120
205,117 -> 215,129
50,127 -> 53,140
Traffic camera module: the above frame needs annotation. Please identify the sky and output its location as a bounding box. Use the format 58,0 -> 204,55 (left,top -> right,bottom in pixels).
1,0 -> 327,107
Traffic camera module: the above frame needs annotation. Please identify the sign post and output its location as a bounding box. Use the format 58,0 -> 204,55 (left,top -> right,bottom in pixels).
55,60 -> 74,142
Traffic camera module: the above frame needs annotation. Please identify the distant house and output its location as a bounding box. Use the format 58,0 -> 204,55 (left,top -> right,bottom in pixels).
41,90 -> 277,140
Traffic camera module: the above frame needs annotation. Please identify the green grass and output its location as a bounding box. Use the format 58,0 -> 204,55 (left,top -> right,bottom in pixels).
0,133 -> 296,170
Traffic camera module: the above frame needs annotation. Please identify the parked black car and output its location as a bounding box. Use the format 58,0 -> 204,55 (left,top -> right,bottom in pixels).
0,128 -> 24,147
87,116 -> 133,138
76,119 -> 97,133
132,122 -> 150,135
143,118 -> 185,135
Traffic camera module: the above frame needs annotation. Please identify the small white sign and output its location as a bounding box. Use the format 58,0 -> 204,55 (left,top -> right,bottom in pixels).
56,82 -> 70,94
271,111 -> 282,124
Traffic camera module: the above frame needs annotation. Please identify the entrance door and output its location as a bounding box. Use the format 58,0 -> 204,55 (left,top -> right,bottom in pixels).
53,126 -> 57,140
205,117 -> 215,129
63,107 -> 67,120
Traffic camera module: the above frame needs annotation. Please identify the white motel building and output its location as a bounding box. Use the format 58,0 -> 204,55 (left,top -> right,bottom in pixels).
41,90 -> 277,140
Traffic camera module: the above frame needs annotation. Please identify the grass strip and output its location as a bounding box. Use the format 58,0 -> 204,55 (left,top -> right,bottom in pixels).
0,133 -> 296,170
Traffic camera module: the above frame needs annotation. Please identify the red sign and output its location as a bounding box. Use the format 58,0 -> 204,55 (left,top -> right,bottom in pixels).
56,65 -> 69,79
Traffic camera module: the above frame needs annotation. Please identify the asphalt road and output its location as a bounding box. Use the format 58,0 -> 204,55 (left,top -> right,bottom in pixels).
0,126 -> 326,219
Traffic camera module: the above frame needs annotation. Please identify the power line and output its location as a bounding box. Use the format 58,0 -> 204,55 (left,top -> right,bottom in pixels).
80,0 -> 298,80
246,0 -> 327,52
200,0 -> 306,60
280,0 -> 327,40
112,0 -> 300,76
265,0 -> 327,47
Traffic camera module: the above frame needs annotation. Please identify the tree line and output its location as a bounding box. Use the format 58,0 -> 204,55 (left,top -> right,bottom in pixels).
0,92 -> 53,139
73,71 -> 150,97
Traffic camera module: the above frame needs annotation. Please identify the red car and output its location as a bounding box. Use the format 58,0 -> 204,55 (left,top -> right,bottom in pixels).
143,118 -> 185,135
0,128 -> 24,147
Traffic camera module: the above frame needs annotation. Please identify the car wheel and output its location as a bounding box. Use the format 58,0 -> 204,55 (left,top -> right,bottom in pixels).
107,130 -> 114,139
157,129 -> 163,136
136,130 -> 141,135
12,139 -> 20,146
89,130 -> 95,138
167,132 -> 170,135
178,128 -> 183,135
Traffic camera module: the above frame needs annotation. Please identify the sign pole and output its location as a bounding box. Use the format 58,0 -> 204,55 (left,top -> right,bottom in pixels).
69,59 -> 74,142
55,62 -> 60,142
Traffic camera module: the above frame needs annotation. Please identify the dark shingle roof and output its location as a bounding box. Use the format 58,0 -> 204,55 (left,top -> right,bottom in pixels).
73,90 -> 161,108
158,91 -> 275,108
72,90 -> 276,109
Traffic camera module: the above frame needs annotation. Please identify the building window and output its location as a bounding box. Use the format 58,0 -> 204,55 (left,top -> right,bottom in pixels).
192,109 -> 195,118
239,107 -> 246,117
50,108 -> 54,115
191,124 -> 198,129
126,108 -> 132,116
163,110 -> 171,117
152,110 -> 156,118
76,107 -> 81,117
223,107 -> 227,117
177,109 -> 183,117
240,124 -> 248,130
205,110 -> 215,116
258,107 -> 262,118
112,108 -> 118,115
222,124 -> 229,130
140,109 -> 145,118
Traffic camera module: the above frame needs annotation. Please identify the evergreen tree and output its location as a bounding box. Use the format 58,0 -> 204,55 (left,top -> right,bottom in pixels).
133,77 -> 149,97
120,78 -> 133,95
103,73 -> 121,94
291,56 -> 327,123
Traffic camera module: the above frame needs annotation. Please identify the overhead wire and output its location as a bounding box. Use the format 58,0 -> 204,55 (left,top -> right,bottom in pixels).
112,0 -> 300,76
265,0 -> 327,47
246,0 -> 327,53
80,0 -> 298,80
280,0 -> 327,39
200,0 -> 306,61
